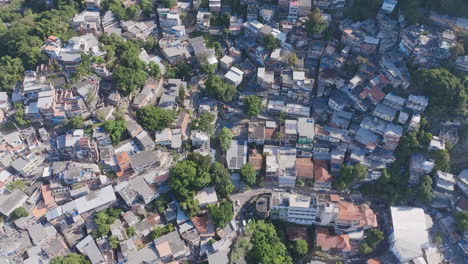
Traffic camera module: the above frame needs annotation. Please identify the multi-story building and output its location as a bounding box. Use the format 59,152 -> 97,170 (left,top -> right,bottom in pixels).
271,192 -> 319,225
405,95 -> 429,113
383,124 -> 403,150
196,10 -> 211,32
264,146 -> 297,186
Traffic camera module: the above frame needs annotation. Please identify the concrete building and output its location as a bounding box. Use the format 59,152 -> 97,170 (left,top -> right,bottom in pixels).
389,207 -> 431,263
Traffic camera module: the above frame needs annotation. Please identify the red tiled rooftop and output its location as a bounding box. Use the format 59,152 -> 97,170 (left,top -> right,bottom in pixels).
296,158 -> 314,178
316,227 -> 351,252
314,160 -> 331,183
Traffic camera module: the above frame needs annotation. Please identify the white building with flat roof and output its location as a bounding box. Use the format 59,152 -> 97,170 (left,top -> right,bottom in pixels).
389,206 -> 431,263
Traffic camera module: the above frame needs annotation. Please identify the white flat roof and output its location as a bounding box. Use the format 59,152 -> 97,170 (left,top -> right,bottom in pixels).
390,206 -> 430,262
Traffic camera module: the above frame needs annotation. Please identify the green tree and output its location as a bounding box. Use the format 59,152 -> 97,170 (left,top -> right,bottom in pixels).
240,163 -> 256,186
243,95 -> 262,117
148,62 -> 161,79
176,63 -> 193,80
430,149 -> 450,172
125,226 -> 136,237
205,75 -> 237,102
136,106 -> 176,131
66,115 -> 85,129
455,210 -> 468,232
292,239 -> 308,258
13,103 -> 29,126
416,175 -> 433,204
113,66 -> 147,95
92,208 -> 122,238
434,233 -> 443,244
102,117 -> 127,145
139,0 -> 154,16
262,34 -> 280,51
414,68 -> 467,116
210,162 -> 235,198
209,200 -> 234,228
6,180 -> 27,191
178,84 -> 186,102
365,228 -> 384,248
51,253 -> 90,264
74,54 -> 91,81
10,207 -> 28,220
335,164 -> 368,190
201,63 -> 217,75
344,0 -> 381,21
287,53 -> 298,67
191,112 -> 216,134
163,0 -> 176,8
359,242 -> 373,255
249,220 -> 293,264
219,127 -> 233,153
0,56 -> 24,92
151,223 -> 174,239
109,236 -> 119,249
305,8 -> 328,35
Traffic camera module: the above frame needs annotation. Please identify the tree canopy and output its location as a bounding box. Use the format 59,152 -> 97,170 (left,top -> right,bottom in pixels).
240,163 -> 256,186
113,66 -> 147,95
66,115 -> 85,129
205,75 -> 237,102
104,0 -> 140,21
92,207 -> 122,238
243,95 -> 262,117
148,62 -> 161,79
102,116 -> 127,145
151,223 -> 175,239
455,210 -> 468,232
208,200 -> 234,228
10,207 -> 28,220
136,106 -> 176,132
0,56 -> 24,92
365,228 -> 384,249
305,8 -> 328,35
247,220 -> 293,264
51,253 -> 90,264
414,68 -> 467,117
292,239 -> 308,258
262,34 -> 280,51
169,153 -> 234,216
191,112 -> 216,134
335,164 -> 368,190
219,127 -> 233,153
344,0 -> 381,21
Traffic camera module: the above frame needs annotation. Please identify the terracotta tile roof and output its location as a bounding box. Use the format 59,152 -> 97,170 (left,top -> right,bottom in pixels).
296,158 -> 314,178
191,213 -> 215,236
264,127 -> 277,140
316,227 -> 351,252
314,160 -> 331,183
116,152 -> 133,177
368,87 -> 385,101
32,201 -> 48,219
337,202 -> 378,228
41,184 -> 57,209
156,241 -> 172,258
367,258 -> 382,264
329,194 -> 341,202
116,152 -> 131,166
248,149 -> 263,171
287,226 -> 307,241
